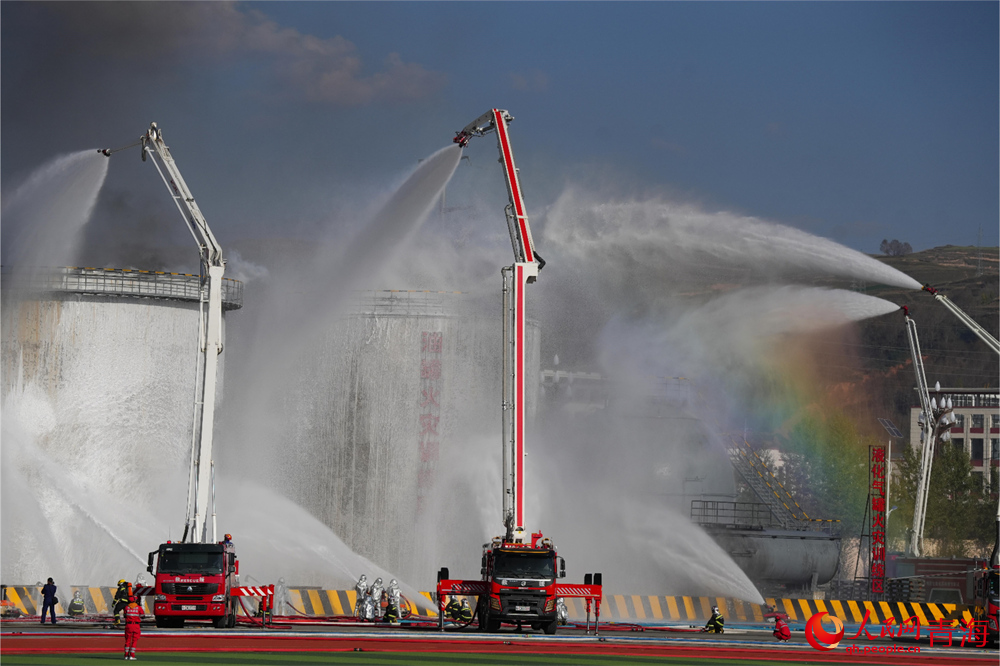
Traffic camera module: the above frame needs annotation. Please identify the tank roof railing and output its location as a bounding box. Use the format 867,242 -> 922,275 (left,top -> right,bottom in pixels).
1,266 -> 243,311
346,289 -> 489,318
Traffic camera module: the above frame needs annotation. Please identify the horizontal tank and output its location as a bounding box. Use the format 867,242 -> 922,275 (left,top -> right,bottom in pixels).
705,527 -> 841,586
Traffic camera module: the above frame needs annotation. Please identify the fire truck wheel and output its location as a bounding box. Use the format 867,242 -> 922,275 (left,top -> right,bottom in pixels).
543,620 -> 557,635
485,615 -> 501,632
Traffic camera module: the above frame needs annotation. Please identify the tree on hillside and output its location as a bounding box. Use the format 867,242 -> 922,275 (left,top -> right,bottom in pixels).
880,239 -> 913,256
893,441 -> 996,557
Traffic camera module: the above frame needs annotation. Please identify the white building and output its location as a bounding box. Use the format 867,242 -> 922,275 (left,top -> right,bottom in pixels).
909,388 -> 1000,487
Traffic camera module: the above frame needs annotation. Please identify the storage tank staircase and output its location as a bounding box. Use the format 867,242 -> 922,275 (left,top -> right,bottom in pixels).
727,436 -> 816,530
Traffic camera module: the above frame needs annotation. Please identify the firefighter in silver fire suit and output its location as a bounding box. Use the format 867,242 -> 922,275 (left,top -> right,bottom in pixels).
556,597 -> 568,626
274,578 -> 289,616
366,578 -> 384,621
354,575 -> 367,618
368,578 -> 384,603
383,579 -> 402,623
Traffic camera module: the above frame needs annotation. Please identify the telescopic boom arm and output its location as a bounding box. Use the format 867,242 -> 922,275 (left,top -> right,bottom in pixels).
138,122 -> 225,544
920,285 -> 1000,554
921,285 -> 1000,355
455,110 -> 543,271
455,109 -> 542,543
903,309 -> 938,557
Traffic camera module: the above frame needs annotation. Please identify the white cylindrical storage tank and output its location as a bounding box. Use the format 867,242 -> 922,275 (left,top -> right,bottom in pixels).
270,290 -> 540,584
1,267 -> 242,585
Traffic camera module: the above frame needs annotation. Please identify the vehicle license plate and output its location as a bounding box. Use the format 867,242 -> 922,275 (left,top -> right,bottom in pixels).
515,605 -> 530,611
181,605 -> 196,611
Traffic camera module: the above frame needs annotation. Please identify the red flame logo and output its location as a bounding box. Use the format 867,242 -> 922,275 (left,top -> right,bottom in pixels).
805,611 -> 845,651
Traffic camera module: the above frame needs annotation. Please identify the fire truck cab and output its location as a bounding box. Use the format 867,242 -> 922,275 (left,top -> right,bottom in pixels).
479,534 -> 565,634
147,541 -> 238,628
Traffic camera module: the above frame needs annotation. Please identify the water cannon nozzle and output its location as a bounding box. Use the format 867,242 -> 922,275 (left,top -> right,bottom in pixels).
99,149 -> 112,157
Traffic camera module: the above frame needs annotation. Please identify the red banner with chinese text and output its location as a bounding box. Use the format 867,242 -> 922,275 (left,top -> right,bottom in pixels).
869,445 -> 887,597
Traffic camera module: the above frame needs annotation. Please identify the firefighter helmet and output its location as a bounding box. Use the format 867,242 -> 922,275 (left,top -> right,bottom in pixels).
118,579 -> 127,586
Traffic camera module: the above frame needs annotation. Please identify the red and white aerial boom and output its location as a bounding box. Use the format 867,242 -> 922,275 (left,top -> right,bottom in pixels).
436,111 -> 600,635
455,109 -> 544,543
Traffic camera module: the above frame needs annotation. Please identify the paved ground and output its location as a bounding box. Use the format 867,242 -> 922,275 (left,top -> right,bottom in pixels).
2,618 -> 996,665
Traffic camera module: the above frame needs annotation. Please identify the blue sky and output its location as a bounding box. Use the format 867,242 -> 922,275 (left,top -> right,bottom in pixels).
2,1 -> 997,262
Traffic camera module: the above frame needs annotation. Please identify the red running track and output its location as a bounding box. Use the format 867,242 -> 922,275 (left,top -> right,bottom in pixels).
1,632 -> 994,665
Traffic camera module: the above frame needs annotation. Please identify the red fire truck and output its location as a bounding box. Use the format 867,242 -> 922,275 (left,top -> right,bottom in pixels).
477,533 -> 565,633
437,111 -> 601,634
104,125 -> 260,627
147,540 -> 239,628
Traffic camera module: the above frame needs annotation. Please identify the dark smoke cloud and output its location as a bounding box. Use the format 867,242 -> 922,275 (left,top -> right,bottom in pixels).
75,187 -> 193,271
4,3 -> 445,108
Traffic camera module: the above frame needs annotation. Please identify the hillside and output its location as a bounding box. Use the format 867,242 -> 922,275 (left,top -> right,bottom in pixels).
834,245 -> 998,434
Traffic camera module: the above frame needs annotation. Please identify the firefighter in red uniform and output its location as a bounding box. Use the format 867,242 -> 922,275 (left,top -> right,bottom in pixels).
764,604 -> 791,642
123,595 -> 143,660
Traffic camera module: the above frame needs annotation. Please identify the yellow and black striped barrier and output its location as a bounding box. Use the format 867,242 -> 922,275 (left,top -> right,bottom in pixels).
579,595 -> 973,626
1,587 -> 974,626
2,586 -> 149,617
281,589 -> 438,617
0,586 -> 439,618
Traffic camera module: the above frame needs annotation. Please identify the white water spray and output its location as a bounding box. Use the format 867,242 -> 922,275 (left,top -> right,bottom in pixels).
600,286 -> 901,381
2,150 -> 109,267
0,143 -> 463,590
544,188 -> 923,296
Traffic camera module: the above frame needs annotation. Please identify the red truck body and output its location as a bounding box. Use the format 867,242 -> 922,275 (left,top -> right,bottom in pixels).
147,541 -> 238,628
971,564 -> 999,643
478,536 -> 563,633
